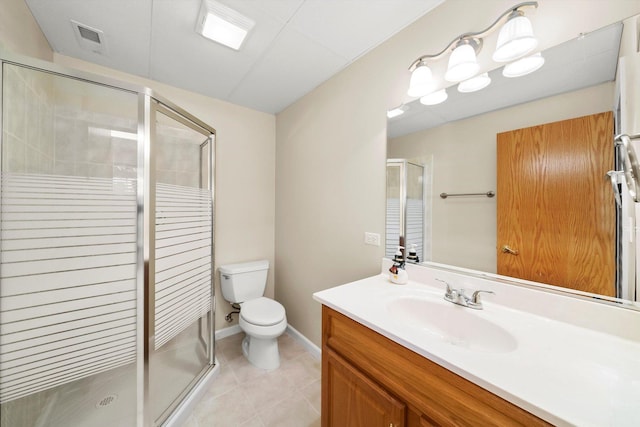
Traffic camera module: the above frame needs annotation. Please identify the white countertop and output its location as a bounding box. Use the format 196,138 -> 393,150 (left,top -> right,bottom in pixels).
313,266 -> 640,426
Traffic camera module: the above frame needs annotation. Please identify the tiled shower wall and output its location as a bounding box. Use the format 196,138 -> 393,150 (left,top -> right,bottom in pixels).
2,64 -> 199,185
156,124 -> 201,187
52,106 -> 137,179
2,64 -> 54,174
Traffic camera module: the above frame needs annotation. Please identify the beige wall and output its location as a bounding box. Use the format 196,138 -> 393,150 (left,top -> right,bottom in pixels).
388,82 -> 614,272
0,0 -> 52,60
275,0 -> 640,347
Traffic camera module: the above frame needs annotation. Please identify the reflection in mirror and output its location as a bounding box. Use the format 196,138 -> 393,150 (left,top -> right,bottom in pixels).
385,160 -> 427,262
386,19 -> 640,304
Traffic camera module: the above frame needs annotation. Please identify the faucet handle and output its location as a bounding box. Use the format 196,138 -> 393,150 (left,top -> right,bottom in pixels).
435,278 -> 454,296
470,290 -> 495,305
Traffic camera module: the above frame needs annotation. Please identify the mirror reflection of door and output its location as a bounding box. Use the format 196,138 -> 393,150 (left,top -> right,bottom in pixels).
496,112 -> 616,296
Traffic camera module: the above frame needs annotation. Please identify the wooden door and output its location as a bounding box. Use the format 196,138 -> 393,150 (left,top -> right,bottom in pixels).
323,349 -> 405,427
497,112 -> 615,296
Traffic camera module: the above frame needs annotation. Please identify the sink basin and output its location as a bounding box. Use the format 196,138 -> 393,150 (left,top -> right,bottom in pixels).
386,296 -> 517,353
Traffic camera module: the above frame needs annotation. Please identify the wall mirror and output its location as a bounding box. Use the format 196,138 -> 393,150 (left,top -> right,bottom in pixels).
386,13 -> 640,308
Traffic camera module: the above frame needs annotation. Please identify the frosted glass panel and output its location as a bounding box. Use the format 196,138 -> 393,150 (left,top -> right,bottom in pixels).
151,108 -> 212,423
0,63 -> 138,427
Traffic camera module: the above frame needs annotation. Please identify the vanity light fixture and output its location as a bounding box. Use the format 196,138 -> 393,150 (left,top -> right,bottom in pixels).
502,52 -> 545,77
196,0 -> 255,50
407,1 -> 538,101
420,89 -> 448,106
458,72 -> 491,93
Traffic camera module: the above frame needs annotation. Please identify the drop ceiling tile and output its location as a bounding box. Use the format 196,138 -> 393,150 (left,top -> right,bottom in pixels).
25,0 -> 152,77
289,0 -> 444,59
228,26 -> 347,113
243,0 -> 305,23
148,0 -> 286,101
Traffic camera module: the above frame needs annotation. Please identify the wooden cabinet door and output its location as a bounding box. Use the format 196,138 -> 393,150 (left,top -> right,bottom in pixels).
497,112 -> 615,296
323,349 -> 405,427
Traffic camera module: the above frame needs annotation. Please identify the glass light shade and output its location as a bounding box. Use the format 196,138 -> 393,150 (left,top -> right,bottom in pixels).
420,89 -> 448,106
445,44 -> 480,82
503,53 -> 545,77
492,15 -> 538,62
458,73 -> 491,93
407,64 -> 434,97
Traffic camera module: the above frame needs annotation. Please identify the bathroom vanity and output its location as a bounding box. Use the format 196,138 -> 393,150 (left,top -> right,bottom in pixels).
313,261 -> 640,426
321,307 -> 548,426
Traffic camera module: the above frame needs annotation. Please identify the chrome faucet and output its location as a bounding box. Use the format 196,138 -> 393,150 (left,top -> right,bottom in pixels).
435,279 -> 494,310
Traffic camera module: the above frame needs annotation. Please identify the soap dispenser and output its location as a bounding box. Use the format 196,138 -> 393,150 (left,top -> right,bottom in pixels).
388,246 -> 409,285
407,244 -> 420,263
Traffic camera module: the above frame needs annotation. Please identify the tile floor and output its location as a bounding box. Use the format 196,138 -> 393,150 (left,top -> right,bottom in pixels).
182,332 -> 321,427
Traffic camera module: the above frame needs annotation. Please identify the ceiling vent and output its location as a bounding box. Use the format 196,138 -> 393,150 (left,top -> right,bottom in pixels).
71,20 -> 107,54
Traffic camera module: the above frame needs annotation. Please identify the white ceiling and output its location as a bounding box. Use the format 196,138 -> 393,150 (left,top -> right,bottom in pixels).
24,0 -> 444,114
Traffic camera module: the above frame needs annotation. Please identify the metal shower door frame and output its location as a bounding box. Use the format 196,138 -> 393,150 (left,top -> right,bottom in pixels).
143,97 -> 217,426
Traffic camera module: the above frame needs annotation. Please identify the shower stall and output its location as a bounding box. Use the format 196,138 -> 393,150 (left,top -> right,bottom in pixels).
0,53 -> 217,426
386,159 -> 426,261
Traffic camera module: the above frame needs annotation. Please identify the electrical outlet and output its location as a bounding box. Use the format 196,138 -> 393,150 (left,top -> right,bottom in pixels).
364,232 -> 381,246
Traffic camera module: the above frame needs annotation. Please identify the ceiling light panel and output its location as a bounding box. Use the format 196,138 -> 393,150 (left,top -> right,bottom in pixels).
196,0 -> 255,50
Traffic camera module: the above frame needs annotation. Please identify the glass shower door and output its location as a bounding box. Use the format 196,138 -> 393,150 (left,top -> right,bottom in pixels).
0,63 -> 139,427
150,103 -> 214,424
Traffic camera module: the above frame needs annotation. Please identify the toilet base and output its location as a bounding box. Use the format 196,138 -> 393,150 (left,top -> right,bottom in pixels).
242,335 -> 281,370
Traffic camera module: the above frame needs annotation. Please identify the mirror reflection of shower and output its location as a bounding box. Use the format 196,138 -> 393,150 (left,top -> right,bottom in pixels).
385,159 -> 430,262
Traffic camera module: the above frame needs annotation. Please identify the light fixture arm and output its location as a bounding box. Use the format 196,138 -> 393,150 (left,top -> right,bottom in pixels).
408,1 -> 538,70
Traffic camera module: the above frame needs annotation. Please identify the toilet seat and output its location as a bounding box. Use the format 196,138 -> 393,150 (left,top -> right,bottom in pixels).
240,297 -> 285,326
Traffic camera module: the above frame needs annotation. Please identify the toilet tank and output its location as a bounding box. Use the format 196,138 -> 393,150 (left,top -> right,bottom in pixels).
218,260 -> 269,303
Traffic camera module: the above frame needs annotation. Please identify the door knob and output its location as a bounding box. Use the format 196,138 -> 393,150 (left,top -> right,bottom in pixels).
501,245 -> 519,255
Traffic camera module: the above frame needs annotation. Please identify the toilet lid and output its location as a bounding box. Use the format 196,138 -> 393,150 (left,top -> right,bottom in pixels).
241,297 -> 286,326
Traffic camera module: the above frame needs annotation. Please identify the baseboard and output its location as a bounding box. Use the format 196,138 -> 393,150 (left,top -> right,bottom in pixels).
214,324 -> 242,340
286,324 -> 321,360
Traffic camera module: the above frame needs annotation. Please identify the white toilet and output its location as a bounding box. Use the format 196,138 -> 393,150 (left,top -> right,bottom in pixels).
219,260 -> 287,370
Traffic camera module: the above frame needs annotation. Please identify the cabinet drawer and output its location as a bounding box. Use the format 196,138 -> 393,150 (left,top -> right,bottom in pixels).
322,306 -> 549,427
